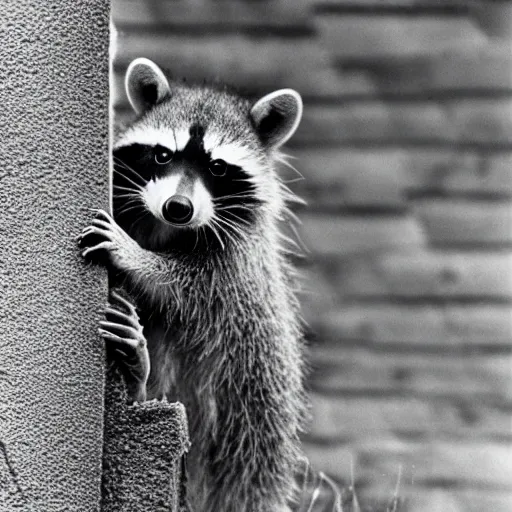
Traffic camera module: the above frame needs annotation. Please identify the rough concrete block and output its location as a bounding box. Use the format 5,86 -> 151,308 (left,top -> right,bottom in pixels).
102,367 -> 190,512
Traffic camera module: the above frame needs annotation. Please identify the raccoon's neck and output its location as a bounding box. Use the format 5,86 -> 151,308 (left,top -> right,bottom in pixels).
162,221 -> 295,356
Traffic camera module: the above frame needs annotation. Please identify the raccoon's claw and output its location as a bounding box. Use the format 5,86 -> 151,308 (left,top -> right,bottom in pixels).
79,209 -> 140,270
99,290 -> 150,402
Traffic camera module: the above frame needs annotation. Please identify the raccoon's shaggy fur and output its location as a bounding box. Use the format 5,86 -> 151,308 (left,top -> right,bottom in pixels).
108,60 -> 307,511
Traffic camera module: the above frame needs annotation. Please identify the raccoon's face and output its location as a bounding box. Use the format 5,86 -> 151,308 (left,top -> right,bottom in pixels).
113,58 -> 302,253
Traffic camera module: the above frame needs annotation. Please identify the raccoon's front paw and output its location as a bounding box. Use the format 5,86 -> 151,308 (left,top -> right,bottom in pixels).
99,290 -> 150,402
79,209 -> 141,271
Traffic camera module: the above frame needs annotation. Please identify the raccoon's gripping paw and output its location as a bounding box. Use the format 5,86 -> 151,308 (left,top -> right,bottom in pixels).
78,209 -> 140,271
99,290 -> 150,402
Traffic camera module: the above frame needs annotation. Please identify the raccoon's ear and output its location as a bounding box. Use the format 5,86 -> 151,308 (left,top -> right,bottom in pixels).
250,89 -> 303,149
125,58 -> 171,115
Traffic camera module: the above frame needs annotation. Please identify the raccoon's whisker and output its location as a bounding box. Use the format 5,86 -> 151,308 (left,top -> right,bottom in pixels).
213,200 -> 255,209
212,196 -> 254,203
213,222 -> 239,250
213,193 -> 254,200
113,193 -> 142,201
113,164 -> 146,186
112,168 -> 145,190
114,198 -> 142,211
192,233 -> 199,252
282,177 -> 305,184
219,205 -> 252,216
213,190 -> 256,199
212,196 -> 257,206
112,168 -> 145,192
130,210 -> 151,232
279,182 -> 306,206
202,226 -> 211,252
282,207 -> 302,226
113,184 -> 143,194
214,216 -> 247,244
215,204 -> 252,210
116,203 -> 145,217
215,213 -> 244,231
218,208 -> 251,224
113,157 -> 147,184
275,152 -> 304,181
214,205 -> 253,217
192,227 -> 200,252
207,220 -> 225,251
212,195 -> 255,203
219,210 -> 251,227
211,217 -> 241,248
197,226 -> 207,252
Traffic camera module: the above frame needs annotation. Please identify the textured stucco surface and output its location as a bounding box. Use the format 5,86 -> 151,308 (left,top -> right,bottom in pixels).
102,366 -> 190,512
0,1 -> 110,510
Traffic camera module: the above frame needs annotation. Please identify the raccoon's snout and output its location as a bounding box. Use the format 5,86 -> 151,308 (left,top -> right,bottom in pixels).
162,195 -> 194,225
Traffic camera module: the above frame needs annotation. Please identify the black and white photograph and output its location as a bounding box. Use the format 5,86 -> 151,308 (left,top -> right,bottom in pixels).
1,1 -> 511,511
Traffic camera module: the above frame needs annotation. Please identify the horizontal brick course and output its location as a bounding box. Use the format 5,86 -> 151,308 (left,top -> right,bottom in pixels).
295,100 -> 512,146
307,393 -> 512,439
113,0 -> 311,29
317,14 -> 486,59
307,304 -> 512,346
296,102 -> 455,145
290,148 -> 512,208
299,214 -> 426,256
333,250 -> 512,299
412,199 -> 512,246
310,348 -> 512,398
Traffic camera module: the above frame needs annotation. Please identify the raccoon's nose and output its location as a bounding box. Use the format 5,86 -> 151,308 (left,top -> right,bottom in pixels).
162,195 -> 194,225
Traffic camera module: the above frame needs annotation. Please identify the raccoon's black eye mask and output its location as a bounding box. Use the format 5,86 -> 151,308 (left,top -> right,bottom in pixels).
114,142 -> 257,198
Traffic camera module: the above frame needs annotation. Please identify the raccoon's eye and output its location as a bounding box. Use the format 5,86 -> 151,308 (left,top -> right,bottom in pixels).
154,145 -> 173,165
209,159 -> 227,177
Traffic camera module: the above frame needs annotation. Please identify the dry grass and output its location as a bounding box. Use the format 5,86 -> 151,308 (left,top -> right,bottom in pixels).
294,458 -> 403,512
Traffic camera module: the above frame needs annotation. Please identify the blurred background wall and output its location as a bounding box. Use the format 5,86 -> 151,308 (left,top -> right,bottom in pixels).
111,1 -> 512,510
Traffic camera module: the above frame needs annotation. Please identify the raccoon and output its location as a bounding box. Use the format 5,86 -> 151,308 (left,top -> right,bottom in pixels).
80,58 -> 306,512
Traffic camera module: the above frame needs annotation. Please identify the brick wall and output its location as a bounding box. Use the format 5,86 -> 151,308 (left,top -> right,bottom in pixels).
112,1 -> 512,510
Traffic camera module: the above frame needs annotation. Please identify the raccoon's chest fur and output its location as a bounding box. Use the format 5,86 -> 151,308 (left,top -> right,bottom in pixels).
134,245 -> 300,393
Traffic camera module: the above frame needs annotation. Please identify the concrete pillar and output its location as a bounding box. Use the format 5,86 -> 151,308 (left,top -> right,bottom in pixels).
0,1 -> 110,510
